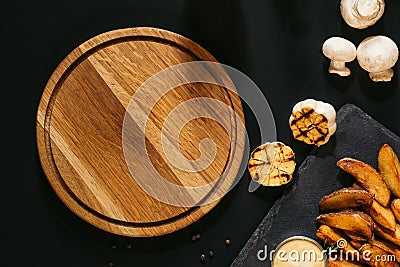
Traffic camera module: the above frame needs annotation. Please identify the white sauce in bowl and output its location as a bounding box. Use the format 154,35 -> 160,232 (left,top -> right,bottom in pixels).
272,236 -> 326,267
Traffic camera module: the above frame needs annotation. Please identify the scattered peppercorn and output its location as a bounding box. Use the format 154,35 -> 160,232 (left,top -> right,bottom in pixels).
192,233 -> 201,241
209,250 -> 214,257
225,239 -> 231,245
200,254 -> 206,261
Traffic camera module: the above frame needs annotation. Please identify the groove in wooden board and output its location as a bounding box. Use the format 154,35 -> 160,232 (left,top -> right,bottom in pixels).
36,27 -> 245,237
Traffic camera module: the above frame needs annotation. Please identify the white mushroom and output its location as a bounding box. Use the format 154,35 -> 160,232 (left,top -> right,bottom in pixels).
340,0 -> 385,29
322,37 -> 357,77
357,36 -> 399,82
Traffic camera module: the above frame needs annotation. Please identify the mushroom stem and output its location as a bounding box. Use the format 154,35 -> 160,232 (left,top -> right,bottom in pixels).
369,68 -> 394,82
329,60 -> 351,76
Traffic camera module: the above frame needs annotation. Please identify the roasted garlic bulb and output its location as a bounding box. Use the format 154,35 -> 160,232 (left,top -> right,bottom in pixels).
289,99 -> 337,146
248,142 -> 296,187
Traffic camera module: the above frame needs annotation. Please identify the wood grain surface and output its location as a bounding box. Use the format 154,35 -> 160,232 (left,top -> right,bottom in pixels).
36,27 -> 245,237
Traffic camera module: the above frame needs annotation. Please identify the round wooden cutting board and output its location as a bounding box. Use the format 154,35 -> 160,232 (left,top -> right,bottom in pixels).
36,27 -> 245,237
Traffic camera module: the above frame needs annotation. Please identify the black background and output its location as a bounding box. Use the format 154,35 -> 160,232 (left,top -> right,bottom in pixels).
2,0 -> 400,266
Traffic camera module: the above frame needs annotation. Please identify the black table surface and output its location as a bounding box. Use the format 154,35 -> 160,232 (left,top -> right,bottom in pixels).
2,0 -> 400,266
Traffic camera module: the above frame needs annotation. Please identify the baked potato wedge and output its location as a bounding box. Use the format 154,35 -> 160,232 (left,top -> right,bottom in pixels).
337,158 -> 391,207
316,225 -> 356,252
359,244 -> 398,267
396,152 -> 400,179
343,230 -> 368,242
392,199 -> 400,223
378,144 -> 400,198
348,239 -> 365,250
316,225 -> 345,246
320,188 -> 373,211
317,211 -> 374,239
374,224 -> 400,246
364,200 -> 396,231
352,183 -> 365,190
327,258 -> 365,266
369,238 -> 400,263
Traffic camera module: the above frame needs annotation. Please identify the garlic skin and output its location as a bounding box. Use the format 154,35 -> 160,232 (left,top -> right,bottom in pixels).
289,99 -> 337,147
340,0 -> 385,29
322,37 -> 357,77
357,36 -> 399,82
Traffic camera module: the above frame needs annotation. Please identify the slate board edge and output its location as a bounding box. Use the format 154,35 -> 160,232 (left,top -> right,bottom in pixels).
231,103 -> 399,266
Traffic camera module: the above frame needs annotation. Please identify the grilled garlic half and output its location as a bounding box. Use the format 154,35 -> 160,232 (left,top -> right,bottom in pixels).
289,99 -> 337,147
248,142 -> 296,187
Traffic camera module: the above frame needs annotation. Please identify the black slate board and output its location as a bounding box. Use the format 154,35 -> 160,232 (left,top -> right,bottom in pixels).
232,104 -> 400,267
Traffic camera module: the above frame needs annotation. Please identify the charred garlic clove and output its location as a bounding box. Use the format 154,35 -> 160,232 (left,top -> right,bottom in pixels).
322,37 -> 357,76
357,36 -> 399,82
248,142 -> 296,187
289,99 -> 337,147
340,0 -> 385,29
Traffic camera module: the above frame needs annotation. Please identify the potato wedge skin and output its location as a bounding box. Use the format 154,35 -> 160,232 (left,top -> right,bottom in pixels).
369,238 -> 400,263
327,258 -> 365,266
374,224 -> 400,247
359,244 -> 398,267
317,211 -> 374,239
364,200 -> 396,231
320,188 -> 374,211
337,158 -> 391,207
378,144 -> 400,198
392,199 -> 400,223
395,151 -> 400,180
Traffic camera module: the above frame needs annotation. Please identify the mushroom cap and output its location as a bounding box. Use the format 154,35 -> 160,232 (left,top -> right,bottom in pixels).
340,0 -> 385,29
322,37 -> 357,62
357,36 -> 399,73
356,0 -> 381,19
